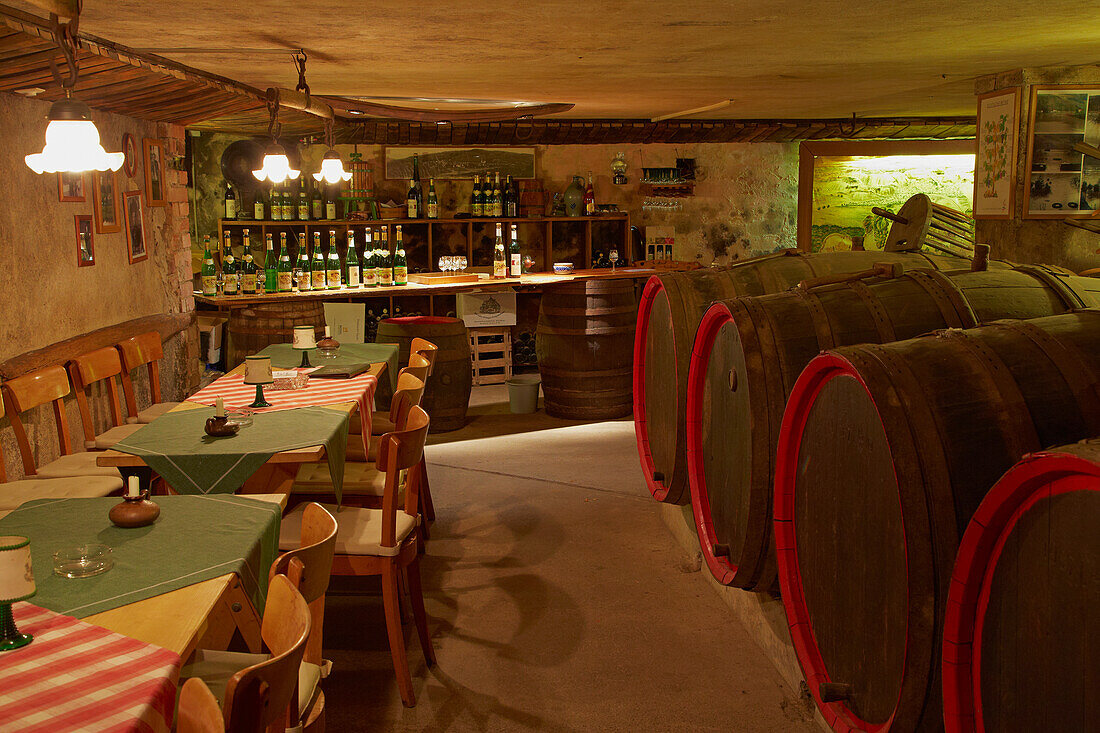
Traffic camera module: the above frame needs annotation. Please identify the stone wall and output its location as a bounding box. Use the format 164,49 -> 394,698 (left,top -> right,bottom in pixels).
0,92 -> 197,479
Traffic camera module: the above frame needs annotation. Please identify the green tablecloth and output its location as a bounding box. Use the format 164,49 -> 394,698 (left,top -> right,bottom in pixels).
259,342 -> 399,393
0,496 -> 280,618
114,406 -> 349,503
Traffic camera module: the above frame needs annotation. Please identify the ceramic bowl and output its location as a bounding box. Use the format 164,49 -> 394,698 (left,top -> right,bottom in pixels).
553,262 -> 574,274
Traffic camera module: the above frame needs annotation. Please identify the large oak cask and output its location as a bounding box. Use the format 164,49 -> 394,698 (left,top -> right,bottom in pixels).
634,249 -> 970,504
942,439 -> 1100,733
686,265 -> 1097,590
376,316 -> 471,432
227,300 -> 325,369
772,310 -> 1100,732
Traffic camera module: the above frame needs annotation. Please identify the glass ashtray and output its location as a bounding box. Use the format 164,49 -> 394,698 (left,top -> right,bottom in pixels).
226,408 -> 254,428
316,346 -> 340,360
54,543 -> 113,578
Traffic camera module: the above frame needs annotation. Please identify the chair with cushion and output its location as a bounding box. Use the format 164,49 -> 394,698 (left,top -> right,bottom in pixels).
350,352 -> 431,436
280,405 -> 435,707
179,573 -> 311,733
117,331 -> 182,424
68,347 -> 146,450
345,369 -> 426,463
0,388 -> 122,509
1,366 -> 123,482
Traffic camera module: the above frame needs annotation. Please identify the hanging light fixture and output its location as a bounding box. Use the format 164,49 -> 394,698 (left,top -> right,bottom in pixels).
252,89 -> 300,184
24,11 -> 124,174
313,119 -> 351,183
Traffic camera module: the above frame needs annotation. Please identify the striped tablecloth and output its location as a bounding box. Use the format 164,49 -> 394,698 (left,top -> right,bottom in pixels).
0,603 -> 180,732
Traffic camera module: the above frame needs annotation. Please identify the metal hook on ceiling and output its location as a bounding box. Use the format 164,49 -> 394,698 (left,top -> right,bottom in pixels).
265,87 -> 282,141
293,49 -> 310,106
46,5 -> 81,92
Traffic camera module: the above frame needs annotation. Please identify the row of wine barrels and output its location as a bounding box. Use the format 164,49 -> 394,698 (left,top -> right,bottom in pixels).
536,278 -> 638,420
634,249 -> 976,504
227,300 -> 326,369
942,438 -> 1100,733
375,316 -> 471,432
686,264 -> 1099,590
772,310 -> 1100,732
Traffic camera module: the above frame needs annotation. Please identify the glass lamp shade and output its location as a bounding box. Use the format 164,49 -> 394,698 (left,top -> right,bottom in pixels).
0,537 -> 35,604
24,99 -> 124,174
243,355 -> 274,385
313,150 -> 353,183
252,144 -> 300,183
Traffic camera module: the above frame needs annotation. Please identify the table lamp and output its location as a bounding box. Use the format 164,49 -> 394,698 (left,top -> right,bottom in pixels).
292,325 -> 317,368
0,536 -> 35,652
244,355 -> 274,408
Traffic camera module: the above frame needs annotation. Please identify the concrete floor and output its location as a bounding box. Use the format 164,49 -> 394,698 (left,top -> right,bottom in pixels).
321,385 -> 815,732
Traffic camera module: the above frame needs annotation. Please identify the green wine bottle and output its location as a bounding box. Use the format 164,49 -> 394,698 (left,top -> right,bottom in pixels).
201,235 -> 217,295
297,185 -> 309,221
363,229 -> 377,287
221,230 -> 238,295
296,233 -> 312,292
471,175 -> 482,217
253,187 -> 265,220
311,232 -> 326,291
393,225 -> 407,286
277,232 -> 293,292
378,228 -> 392,286
427,179 -> 439,219
264,232 -> 278,293
311,183 -> 323,220
326,230 -> 342,289
346,230 -> 360,288
240,228 -> 258,294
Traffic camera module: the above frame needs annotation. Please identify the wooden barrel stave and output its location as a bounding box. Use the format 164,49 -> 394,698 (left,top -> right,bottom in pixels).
634,249 -> 971,504
687,268 -> 1100,591
227,301 -> 325,369
773,310 -> 1100,732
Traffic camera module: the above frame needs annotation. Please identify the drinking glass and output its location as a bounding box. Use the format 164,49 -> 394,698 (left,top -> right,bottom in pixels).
459,256 -> 467,272
609,249 -> 619,271
438,256 -> 446,273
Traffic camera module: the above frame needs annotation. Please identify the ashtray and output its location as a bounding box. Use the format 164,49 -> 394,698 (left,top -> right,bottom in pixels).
226,408 -> 254,428
54,543 -> 113,578
273,370 -> 309,390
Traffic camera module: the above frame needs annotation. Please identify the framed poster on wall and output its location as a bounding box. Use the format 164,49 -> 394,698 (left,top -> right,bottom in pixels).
974,88 -> 1019,219
1024,85 -> 1100,218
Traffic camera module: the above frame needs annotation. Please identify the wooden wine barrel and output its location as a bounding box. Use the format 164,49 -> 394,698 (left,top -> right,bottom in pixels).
227,300 -> 325,369
537,278 -> 637,419
773,310 -> 1100,732
942,439 -> 1100,733
687,265 -> 1099,590
634,249 -> 970,504
375,316 -> 471,432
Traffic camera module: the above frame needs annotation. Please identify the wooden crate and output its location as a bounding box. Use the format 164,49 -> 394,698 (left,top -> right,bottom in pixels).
469,327 -> 512,385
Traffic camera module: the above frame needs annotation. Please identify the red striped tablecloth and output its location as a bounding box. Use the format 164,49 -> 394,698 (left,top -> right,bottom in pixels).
0,603 -> 181,733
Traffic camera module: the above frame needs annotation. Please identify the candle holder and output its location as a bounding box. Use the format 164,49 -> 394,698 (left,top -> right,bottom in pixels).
0,536 -> 35,652
292,325 -> 317,369
244,355 -> 274,408
108,490 -> 160,529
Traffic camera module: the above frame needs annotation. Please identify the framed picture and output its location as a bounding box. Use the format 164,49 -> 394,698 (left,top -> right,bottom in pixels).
92,170 -> 121,233
57,171 -> 86,202
974,88 -> 1019,219
1024,85 -> 1100,218
123,190 -> 148,263
75,214 -> 94,267
384,146 -> 537,180
122,133 -> 138,178
143,137 -> 167,206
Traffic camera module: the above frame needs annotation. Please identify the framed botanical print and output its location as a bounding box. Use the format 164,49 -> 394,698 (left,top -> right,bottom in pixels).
143,137 -> 167,207
123,190 -> 148,263
57,171 -> 86,202
974,89 -> 1019,219
92,170 -> 121,233
75,214 -> 94,267
1024,85 -> 1100,218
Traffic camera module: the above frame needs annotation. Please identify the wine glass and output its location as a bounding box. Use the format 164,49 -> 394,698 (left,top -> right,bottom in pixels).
438,256 -> 446,273
609,249 -> 619,271
459,256 -> 467,272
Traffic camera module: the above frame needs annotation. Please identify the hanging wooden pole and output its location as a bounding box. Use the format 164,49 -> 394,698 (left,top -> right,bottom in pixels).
19,0 -> 79,19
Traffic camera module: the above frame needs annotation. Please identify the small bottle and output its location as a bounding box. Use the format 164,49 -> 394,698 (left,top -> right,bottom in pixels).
296,233 -> 312,291
264,233 -> 277,293
584,172 -> 595,216
363,229 -> 377,287
427,179 -> 439,219
346,230 -> 360,288
201,235 -> 217,295
471,175 -> 482,217
253,187 -> 265,220
378,228 -> 393,286
297,184 -> 309,221
504,175 -> 517,217
492,223 -> 506,279
326,230 -> 342,289
240,228 -> 258,294
407,179 -> 419,219
393,226 -> 408,286
325,189 -> 337,220
492,172 -> 503,217
311,232 -> 326,291
509,224 -> 521,278
277,232 -> 293,293
224,182 -> 236,220
311,183 -> 323,220
280,185 -> 291,221
221,230 -> 238,295
477,176 -> 488,217
271,184 -> 282,220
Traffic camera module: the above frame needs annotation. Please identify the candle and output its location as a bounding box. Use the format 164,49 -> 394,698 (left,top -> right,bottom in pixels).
126,475 -> 140,498
216,396 -> 225,417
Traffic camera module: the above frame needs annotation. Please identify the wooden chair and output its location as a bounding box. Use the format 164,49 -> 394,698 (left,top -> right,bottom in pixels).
269,503 -> 338,732
1,366 -> 123,481
410,337 -> 438,377
345,369 -> 427,463
0,384 -> 122,509
68,347 -> 145,450
179,574 -> 311,733
350,352 -> 432,436
280,406 -> 435,707
117,330 -> 182,424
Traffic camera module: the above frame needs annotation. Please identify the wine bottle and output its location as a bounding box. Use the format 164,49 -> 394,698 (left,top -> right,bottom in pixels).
584,171 -> 595,216
297,184 -> 309,221
277,232 -> 294,292
477,176 -> 488,218
471,175 -> 482,217
264,233 -> 277,293
379,228 -> 393,286
201,235 -> 217,295
271,184 -> 282,220
326,230 -> 342,289
221,230 -> 238,295
240,228 -> 258,294
427,179 -> 439,219
346,230 -> 360,288
393,226 -> 407,286
509,223 -> 521,278
296,233 -> 312,291
311,232 -> 326,290
363,229 -> 378,287
325,188 -> 337,220
492,172 -> 503,217
504,175 -> 516,217
493,223 -> 506,279
407,179 -> 419,219
253,187 -> 265,220
224,182 -> 236,220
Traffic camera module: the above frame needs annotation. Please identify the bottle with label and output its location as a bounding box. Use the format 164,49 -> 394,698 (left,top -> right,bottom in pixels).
201,235 -> 217,295
221,230 -> 238,295
504,175 -> 516,217
470,175 -> 482,217
407,179 -> 419,219
363,229 -> 377,287
346,230 -> 360,288
325,189 -> 337,220
493,223 -> 507,279
393,226 -> 408,286
253,187 -> 265,221
427,179 -> 439,219
477,176 -> 489,217
411,153 -> 422,200
311,182 -> 323,220
584,172 -> 596,216
224,182 -> 236,220
326,230 -> 342,289
269,184 -> 280,221
277,232 -> 294,292
492,173 -> 503,217
240,228 -> 258,294
296,233 -> 312,291
311,232 -> 326,290
297,184 -> 309,221
509,224 -> 521,278
276,185 -> 287,221
378,228 -> 393,286
264,233 -> 277,293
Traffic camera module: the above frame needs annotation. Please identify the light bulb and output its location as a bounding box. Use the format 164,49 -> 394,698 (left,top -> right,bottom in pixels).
25,100 -> 125,174
313,151 -> 353,183
252,143 -> 300,183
